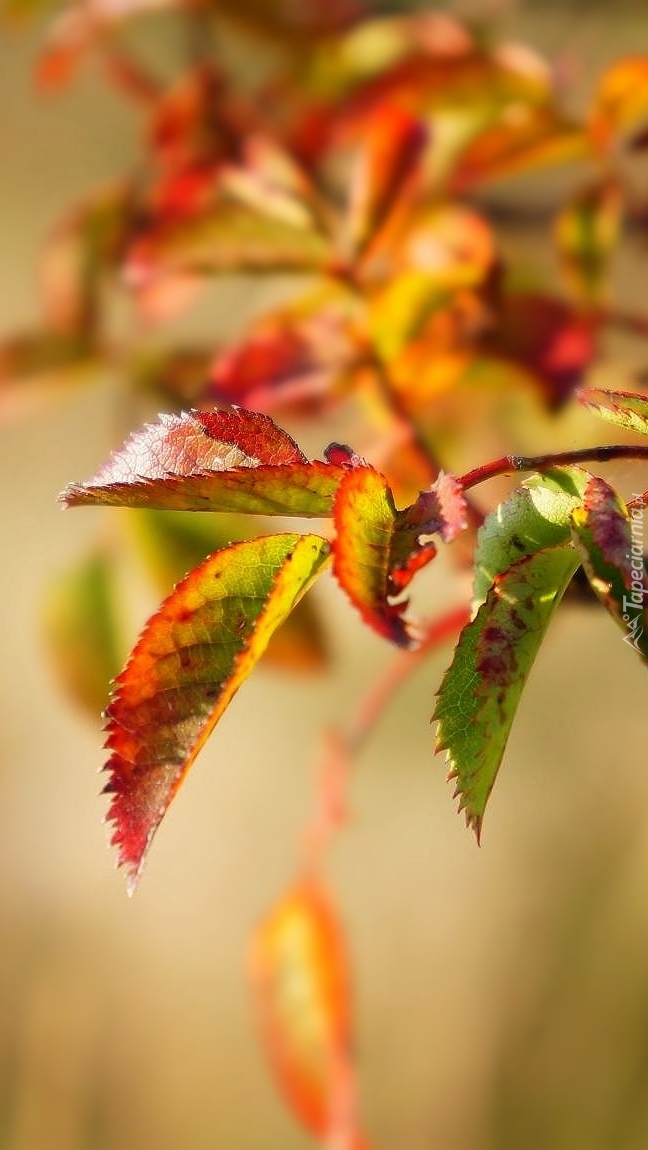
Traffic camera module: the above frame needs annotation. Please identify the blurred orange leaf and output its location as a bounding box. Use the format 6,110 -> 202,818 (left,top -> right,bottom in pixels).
589,56 -> 648,149
249,881 -> 371,1150
346,103 -> 427,258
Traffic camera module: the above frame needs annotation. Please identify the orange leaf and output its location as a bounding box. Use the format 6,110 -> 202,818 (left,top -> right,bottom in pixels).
346,104 -> 427,258
332,467 -> 465,646
249,881 -> 371,1150
589,56 -> 648,150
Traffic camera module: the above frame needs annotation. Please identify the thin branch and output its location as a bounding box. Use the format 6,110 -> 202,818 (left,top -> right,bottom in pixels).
302,602 -> 470,872
459,444 -> 648,492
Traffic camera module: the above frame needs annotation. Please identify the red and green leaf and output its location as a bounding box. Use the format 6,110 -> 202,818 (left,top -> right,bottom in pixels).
578,387 -> 648,438
434,543 -> 581,839
104,532 -> 330,889
554,180 -> 623,305
332,467 -> 466,647
131,508 -> 329,671
61,408 -> 347,517
571,475 -> 648,661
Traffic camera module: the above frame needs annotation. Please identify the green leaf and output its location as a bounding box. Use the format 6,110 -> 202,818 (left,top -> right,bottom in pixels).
434,544 -> 581,839
104,532 -> 330,890
578,387 -> 648,438
473,466 -> 589,605
42,547 -> 124,716
571,475 -> 648,661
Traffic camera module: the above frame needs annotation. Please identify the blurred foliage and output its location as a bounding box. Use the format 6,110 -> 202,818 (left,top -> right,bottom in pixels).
4,0 -> 648,1147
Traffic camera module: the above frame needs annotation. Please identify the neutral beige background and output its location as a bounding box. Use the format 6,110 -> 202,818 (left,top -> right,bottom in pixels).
2,5 -> 648,1149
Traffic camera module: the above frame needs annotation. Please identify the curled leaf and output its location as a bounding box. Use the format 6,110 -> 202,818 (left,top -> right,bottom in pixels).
104,533 -> 330,889
332,467 -> 466,647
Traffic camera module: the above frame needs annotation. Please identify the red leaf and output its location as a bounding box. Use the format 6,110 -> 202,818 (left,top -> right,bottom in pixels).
61,408 -> 349,517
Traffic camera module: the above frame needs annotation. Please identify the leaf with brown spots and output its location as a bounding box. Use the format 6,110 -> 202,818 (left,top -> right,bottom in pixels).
571,475 -> 648,662
104,532 -> 330,889
434,544 -> 580,840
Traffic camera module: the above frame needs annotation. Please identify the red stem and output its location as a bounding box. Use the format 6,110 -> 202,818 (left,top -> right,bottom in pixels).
459,444 -> 648,492
302,602 -> 470,872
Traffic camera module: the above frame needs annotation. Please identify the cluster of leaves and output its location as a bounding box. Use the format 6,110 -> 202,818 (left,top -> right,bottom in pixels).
7,1 -> 648,1145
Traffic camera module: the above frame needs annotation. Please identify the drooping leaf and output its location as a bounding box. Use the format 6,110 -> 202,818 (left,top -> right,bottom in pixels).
42,547 -> 124,716
131,509 -> 329,671
571,475 -> 648,660
61,408 -> 347,517
554,179 -> 623,305
104,533 -> 330,888
332,467 -> 466,647
578,387 -> 648,438
249,881 -> 370,1150
472,466 -> 590,605
434,543 -> 581,839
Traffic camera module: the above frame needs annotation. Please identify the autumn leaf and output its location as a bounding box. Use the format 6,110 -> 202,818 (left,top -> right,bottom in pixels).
554,180 -> 623,305
571,475 -> 648,661
126,195 -> 333,290
491,293 -> 598,409
434,544 -> 580,840
332,467 -> 466,647
451,106 -> 587,192
61,408 -> 347,517
589,56 -> 648,149
346,104 -> 427,258
104,533 -> 330,889
131,508 -> 329,671
578,387 -> 648,438
249,881 -> 371,1150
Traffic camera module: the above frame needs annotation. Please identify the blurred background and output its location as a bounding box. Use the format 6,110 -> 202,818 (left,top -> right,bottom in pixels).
2,2 -> 648,1148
